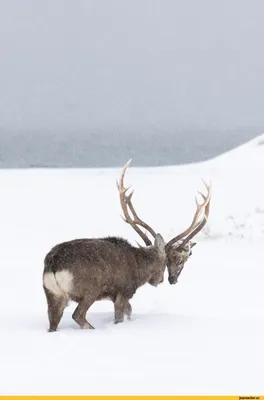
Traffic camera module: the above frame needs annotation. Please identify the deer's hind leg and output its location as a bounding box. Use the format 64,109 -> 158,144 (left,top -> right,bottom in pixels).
72,295 -> 96,329
44,287 -> 68,332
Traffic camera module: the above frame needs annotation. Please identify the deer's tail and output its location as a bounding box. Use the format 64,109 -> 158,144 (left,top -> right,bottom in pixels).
43,270 -> 73,300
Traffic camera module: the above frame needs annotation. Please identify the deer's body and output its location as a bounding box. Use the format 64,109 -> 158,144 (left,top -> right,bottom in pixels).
43,235 -> 166,331
42,159 -> 211,332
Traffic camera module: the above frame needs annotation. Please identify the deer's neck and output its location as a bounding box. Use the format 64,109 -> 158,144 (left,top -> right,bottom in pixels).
133,247 -> 156,287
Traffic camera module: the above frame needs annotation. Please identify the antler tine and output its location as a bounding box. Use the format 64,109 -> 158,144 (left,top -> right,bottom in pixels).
117,159 -> 156,246
165,180 -> 212,250
180,183 -> 211,246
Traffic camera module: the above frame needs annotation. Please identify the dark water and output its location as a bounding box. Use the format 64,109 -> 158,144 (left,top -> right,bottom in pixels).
0,128 -> 261,168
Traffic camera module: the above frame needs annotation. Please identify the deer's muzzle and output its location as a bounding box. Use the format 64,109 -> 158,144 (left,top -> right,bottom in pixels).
168,275 -> 178,285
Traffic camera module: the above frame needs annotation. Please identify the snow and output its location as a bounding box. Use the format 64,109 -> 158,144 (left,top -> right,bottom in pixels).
1,134 -> 264,395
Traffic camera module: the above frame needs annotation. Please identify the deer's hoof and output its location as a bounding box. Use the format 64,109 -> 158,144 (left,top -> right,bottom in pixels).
81,322 -> 95,329
114,319 -> 124,325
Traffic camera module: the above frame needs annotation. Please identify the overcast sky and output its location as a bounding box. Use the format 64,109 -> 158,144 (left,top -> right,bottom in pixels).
1,0 -> 264,134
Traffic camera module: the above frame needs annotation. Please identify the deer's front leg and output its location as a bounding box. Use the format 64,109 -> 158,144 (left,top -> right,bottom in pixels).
114,293 -> 128,324
124,299 -> 132,320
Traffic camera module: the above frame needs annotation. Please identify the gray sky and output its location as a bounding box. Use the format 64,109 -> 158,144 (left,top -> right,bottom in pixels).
1,0 -> 264,133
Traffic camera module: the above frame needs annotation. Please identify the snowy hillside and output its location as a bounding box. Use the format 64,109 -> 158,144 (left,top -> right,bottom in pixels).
200,133 -> 264,240
0,135 -> 264,395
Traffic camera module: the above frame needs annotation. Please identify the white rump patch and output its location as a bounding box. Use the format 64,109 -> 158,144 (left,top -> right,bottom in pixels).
43,270 -> 73,299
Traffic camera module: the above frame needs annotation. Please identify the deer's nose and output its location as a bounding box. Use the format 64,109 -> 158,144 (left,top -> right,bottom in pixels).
168,275 -> 177,285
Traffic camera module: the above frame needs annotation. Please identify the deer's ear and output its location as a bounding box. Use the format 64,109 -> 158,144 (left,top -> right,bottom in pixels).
154,234 -> 165,251
190,242 -> 197,248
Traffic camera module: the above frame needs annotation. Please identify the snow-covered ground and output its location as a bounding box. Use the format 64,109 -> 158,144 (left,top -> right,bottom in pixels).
0,134 -> 264,395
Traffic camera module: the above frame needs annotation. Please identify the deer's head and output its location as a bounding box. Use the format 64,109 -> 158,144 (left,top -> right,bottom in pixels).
117,159 -> 212,285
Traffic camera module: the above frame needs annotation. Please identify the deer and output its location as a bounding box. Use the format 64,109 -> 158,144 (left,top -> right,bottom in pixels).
42,159 -> 211,332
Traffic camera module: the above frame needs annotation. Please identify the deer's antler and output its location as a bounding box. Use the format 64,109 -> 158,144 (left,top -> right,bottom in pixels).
165,180 -> 212,250
117,159 -> 156,246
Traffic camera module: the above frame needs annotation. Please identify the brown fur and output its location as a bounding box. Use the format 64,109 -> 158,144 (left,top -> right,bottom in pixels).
43,234 -> 166,331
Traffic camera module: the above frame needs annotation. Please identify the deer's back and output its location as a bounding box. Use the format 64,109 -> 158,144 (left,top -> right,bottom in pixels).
43,237 -> 138,300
